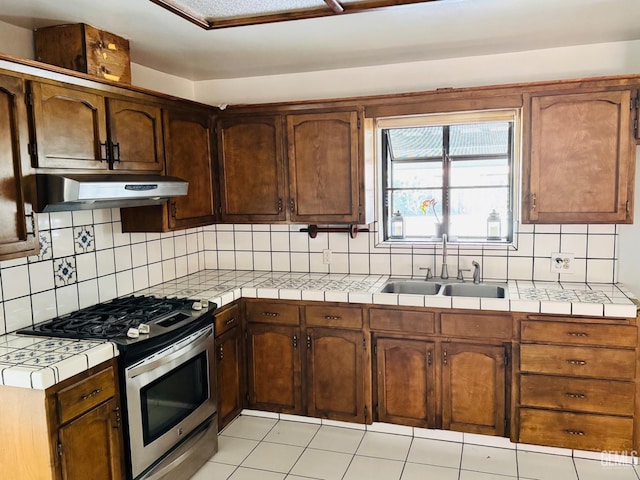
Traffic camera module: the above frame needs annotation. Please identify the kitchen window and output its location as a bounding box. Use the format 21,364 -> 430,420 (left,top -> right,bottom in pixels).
379,110 -> 519,244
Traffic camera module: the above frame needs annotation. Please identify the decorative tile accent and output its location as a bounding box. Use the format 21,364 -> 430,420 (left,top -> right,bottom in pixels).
73,225 -> 95,254
34,231 -> 52,261
54,257 -> 77,287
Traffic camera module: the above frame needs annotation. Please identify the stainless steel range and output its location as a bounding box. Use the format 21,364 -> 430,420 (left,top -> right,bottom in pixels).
19,295 -> 219,480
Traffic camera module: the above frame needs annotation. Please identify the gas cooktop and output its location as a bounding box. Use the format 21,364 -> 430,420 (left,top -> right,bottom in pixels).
18,295 -> 216,349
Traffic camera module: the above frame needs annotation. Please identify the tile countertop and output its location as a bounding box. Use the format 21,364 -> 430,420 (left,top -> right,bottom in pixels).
1,269 -> 638,390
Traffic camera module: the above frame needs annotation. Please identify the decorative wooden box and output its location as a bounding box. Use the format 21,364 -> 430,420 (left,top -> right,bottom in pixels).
34,23 -> 131,84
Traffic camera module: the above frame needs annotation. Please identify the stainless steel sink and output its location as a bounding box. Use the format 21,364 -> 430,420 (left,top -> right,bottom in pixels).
440,283 -> 507,298
380,280 -> 442,295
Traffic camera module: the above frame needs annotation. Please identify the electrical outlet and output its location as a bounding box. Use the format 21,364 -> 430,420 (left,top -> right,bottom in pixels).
550,252 -> 575,274
322,249 -> 332,265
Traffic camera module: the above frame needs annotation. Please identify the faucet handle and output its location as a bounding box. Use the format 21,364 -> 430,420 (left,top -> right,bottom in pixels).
419,267 -> 433,280
457,268 -> 471,282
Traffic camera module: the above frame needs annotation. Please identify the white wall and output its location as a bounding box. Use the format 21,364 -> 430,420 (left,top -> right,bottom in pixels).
0,20 -> 34,59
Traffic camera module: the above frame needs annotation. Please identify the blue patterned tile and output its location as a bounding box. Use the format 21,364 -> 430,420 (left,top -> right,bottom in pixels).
74,225 -> 95,254
54,257 -> 77,287
30,231 -> 52,262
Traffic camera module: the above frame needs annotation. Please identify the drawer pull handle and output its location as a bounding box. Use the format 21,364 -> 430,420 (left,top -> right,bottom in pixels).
566,359 -> 587,366
565,392 -> 586,399
324,315 -> 342,321
81,388 -> 102,401
225,317 -> 236,325
262,312 -> 280,317
564,429 -> 585,436
567,332 -> 589,337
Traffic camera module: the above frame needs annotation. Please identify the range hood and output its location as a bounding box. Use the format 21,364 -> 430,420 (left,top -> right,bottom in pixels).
35,174 -> 189,212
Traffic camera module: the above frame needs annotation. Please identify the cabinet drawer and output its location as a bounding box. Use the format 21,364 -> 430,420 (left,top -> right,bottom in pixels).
370,308 -> 435,334
246,301 -> 299,325
57,365 -> 116,424
520,344 -> 635,380
519,408 -> 633,451
521,320 -> 636,347
215,303 -> 240,336
305,305 -> 363,329
520,374 -> 634,416
440,313 -> 512,340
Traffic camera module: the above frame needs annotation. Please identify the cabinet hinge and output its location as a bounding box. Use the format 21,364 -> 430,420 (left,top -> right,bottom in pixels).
25,91 -> 33,106
375,404 -> 379,417
364,405 -> 368,419
57,442 -> 63,457
357,117 -> 361,129
626,200 -> 630,213
28,142 -> 37,157
363,338 -> 366,351
373,343 -> 377,356
504,351 -> 509,367
505,418 -> 510,432
245,393 -> 250,403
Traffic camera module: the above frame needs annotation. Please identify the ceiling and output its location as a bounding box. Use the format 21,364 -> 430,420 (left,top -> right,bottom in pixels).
1,0 -> 640,81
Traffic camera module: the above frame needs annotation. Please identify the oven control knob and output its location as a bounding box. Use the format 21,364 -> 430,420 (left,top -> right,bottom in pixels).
191,301 -> 203,311
138,323 -> 150,334
127,327 -> 140,339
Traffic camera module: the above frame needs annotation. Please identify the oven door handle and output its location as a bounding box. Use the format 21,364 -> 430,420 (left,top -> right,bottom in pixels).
126,328 -> 213,380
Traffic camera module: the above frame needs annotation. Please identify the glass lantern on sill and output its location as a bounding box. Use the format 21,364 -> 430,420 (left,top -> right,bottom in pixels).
390,210 -> 405,239
487,209 -> 501,240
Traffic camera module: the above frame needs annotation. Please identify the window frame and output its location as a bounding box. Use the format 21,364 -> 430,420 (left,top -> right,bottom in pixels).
376,109 -> 521,246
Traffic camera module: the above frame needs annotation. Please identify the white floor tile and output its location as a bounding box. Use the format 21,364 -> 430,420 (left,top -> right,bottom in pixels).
263,420 -> 320,447
459,470 -> 517,480
210,436 -> 259,466
401,462 -> 459,480
343,456 -> 404,480
308,425 -> 365,454
221,415 -> 278,441
406,437 -> 462,469
241,442 -> 304,473
574,458 -> 639,480
517,451 -> 578,480
228,467 -> 286,480
356,432 -> 412,461
191,461 -> 236,480
461,444 -> 517,477
289,448 -> 353,480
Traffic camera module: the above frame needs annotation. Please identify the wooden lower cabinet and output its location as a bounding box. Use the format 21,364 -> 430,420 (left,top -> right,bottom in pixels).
246,323 -> 303,414
306,327 -> 367,423
442,342 -> 507,436
375,338 -> 436,428
216,325 -> 244,429
0,359 -> 124,480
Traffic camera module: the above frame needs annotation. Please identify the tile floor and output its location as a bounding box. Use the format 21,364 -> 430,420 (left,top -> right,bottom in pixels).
192,415 -> 640,480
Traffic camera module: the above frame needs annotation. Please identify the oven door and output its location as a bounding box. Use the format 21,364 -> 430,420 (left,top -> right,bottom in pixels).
125,325 -> 217,479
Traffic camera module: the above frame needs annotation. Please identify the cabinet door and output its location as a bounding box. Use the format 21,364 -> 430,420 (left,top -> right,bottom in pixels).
216,326 -> 244,430
58,398 -> 124,480
107,98 -> 164,172
30,82 -> 108,169
218,115 -> 286,222
306,328 -> 366,423
524,89 -> 634,223
441,343 -> 507,436
164,108 -> 216,229
0,74 -> 38,260
246,323 -> 302,414
287,110 -> 361,223
375,338 -> 436,428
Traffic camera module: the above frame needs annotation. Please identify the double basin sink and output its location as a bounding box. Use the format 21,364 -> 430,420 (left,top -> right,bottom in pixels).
380,279 -> 508,299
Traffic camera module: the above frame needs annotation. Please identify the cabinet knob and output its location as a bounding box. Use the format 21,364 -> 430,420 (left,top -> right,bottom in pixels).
171,201 -> 177,219
225,317 -> 236,326
564,429 -> 585,436
292,335 -> 298,349
306,335 -> 312,350
324,315 -> 342,321
427,350 -> 432,366
531,193 -> 537,211
218,345 -> 224,360
565,392 -> 586,399
277,198 -> 283,213
567,332 -> 589,337
262,311 -> 280,317
81,388 -> 102,401
566,359 -> 587,366
289,199 -> 295,213
99,142 -> 109,162
442,350 -> 448,366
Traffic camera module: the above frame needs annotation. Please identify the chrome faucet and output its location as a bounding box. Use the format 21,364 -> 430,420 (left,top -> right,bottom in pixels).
440,234 -> 449,280
472,260 -> 481,284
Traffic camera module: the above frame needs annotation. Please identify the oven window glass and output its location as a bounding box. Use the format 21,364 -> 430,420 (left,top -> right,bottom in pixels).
141,351 -> 209,445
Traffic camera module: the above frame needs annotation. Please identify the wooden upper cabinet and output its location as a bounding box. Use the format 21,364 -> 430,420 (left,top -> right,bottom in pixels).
523,89 -> 635,223
0,74 -> 38,260
217,115 -> 286,222
106,98 -> 164,172
164,107 -> 216,229
30,82 -> 108,169
287,110 -> 361,223
441,342 -> 507,436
